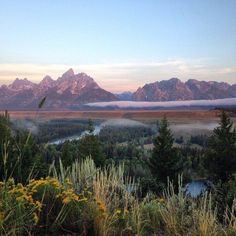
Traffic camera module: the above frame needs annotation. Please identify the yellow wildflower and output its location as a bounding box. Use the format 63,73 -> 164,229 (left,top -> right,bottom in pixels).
115,209 -> 121,214
33,213 -> 39,224
62,197 -> 71,204
35,201 -> 42,211
59,188 -> 80,204
96,199 -> 106,212
124,209 -> 129,214
159,198 -> 164,203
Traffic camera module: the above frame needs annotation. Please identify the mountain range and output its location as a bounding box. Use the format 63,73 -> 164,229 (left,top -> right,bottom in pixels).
0,69 -> 235,109
133,78 -> 236,101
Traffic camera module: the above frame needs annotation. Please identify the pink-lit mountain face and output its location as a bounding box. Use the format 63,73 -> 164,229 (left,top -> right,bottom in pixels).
0,69 -> 118,109
132,78 -> 236,101
0,70 -> 235,110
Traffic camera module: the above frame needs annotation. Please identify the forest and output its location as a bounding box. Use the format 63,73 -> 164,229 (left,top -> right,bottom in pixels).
0,109 -> 236,235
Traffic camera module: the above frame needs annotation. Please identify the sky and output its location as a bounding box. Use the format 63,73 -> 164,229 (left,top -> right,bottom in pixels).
0,0 -> 235,92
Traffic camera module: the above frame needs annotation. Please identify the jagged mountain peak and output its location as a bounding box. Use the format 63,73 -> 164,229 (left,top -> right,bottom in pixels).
75,72 -> 95,82
41,75 -> 54,82
60,68 -> 75,80
57,69 -> 95,85
168,77 -> 181,82
9,78 -> 36,90
55,70 -> 100,95
39,75 -> 55,87
0,68 -> 118,109
13,77 -> 30,83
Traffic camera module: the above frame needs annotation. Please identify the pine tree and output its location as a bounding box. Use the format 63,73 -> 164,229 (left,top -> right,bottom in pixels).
87,118 -> 95,134
78,119 -> 105,167
206,111 -> 236,182
149,117 -> 183,184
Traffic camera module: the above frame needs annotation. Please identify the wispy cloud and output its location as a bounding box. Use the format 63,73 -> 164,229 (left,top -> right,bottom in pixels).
0,59 -> 235,92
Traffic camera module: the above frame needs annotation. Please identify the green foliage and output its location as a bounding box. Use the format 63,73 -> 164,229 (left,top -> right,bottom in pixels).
149,117 -> 184,185
179,146 -> 207,180
36,119 -> 89,143
0,112 -> 49,183
78,130 -> 105,167
2,157 -> 236,235
175,135 -> 184,144
99,126 -> 153,144
60,141 -> 77,167
0,110 -> 10,146
0,176 -> 89,235
0,179 -> 38,235
2,109 -> 236,235
205,111 -> 236,182
87,118 -> 95,134
189,134 -> 208,147
225,175 -> 236,206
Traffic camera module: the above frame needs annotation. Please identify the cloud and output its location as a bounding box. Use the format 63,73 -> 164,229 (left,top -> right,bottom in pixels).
0,59 -> 235,92
86,98 -> 236,108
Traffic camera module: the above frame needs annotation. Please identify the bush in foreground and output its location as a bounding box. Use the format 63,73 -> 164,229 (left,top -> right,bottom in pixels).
1,157 -> 236,235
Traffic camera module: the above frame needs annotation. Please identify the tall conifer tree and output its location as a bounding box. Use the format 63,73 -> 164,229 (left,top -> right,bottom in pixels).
206,111 -> 236,182
149,117 -> 182,184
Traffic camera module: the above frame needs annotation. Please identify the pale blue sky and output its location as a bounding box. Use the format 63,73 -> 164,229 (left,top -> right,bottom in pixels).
0,0 -> 235,92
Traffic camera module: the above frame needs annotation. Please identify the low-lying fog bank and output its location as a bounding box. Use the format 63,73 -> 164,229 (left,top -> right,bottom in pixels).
170,122 -> 218,132
86,98 -> 236,109
170,122 -> 218,136
48,118 -> 220,145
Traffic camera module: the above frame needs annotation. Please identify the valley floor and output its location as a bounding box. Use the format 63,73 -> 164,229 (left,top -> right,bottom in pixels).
2,109 -> 232,122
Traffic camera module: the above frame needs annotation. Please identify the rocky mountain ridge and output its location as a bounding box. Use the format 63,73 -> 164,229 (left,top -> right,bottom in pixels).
0,69 -> 117,109
0,70 -> 235,109
132,78 -> 236,101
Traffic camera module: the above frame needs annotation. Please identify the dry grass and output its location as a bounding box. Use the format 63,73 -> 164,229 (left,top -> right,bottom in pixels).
3,110 -> 224,122
191,194 -> 219,236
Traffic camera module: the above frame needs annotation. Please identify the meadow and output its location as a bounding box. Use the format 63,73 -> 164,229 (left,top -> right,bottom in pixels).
3,109 -> 225,121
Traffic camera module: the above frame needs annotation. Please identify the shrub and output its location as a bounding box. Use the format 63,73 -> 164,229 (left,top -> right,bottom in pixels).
0,178 -> 40,235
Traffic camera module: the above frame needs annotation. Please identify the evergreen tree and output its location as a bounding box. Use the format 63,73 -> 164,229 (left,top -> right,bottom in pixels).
60,141 -> 76,167
78,119 -> 105,167
87,118 -> 95,134
206,111 -> 236,182
12,131 -> 47,183
149,117 -> 183,184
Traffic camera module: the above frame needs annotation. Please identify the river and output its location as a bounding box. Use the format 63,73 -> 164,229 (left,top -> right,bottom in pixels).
48,118 -> 147,145
49,125 -> 101,145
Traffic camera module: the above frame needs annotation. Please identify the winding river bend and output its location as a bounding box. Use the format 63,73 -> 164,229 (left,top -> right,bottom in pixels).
49,125 -> 101,145
49,119 -> 147,145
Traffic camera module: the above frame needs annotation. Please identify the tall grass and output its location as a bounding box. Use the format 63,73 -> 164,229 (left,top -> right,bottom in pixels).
2,157 -> 236,235
159,177 -> 191,236
51,157 -> 137,235
223,199 -> 236,235
50,156 -> 97,191
93,164 -> 135,235
191,194 -> 219,236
